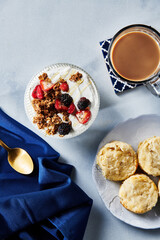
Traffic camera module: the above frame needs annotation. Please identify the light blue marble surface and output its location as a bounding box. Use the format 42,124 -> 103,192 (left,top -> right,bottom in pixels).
0,0 -> 160,239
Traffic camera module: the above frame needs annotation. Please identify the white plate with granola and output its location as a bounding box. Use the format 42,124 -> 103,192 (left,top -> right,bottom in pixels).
24,63 -> 100,138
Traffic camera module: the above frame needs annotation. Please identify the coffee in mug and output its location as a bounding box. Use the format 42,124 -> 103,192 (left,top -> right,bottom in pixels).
108,25 -> 160,97
110,31 -> 160,82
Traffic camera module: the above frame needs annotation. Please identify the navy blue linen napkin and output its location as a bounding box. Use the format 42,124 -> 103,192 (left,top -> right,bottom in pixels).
0,109 -> 92,240
100,39 -> 141,93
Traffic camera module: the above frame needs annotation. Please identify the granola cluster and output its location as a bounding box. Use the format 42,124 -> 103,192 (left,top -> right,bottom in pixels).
39,72 -> 50,82
69,72 -> 82,82
31,70 -> 91,136
32,73 -> 71,135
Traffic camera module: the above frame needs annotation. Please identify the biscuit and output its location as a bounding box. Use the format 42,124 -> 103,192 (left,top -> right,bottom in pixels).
96,141 -> 138,181
137,136 -> 160,176
158,179 -> 160,196
119,174 -> 158,214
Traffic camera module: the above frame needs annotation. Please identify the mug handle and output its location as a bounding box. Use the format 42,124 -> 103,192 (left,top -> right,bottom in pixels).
145,77 -> 160,97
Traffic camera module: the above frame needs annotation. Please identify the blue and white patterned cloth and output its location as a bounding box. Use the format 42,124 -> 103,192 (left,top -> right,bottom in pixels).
100,39 -> 140,93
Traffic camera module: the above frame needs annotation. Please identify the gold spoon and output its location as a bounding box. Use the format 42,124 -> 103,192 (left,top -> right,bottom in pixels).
0,139 -> 34,175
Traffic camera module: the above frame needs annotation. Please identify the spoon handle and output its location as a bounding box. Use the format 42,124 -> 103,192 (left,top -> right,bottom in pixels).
0,139 -> 10,151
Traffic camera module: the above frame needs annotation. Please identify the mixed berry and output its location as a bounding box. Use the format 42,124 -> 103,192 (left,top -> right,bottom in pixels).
76,109 -> 91,124
77,97 -> 90,110
60,94 -> 73,107
32,85 -> 44,99
58,123 -> 71,135
31,72 -> 92,136
60,82 -> 69,92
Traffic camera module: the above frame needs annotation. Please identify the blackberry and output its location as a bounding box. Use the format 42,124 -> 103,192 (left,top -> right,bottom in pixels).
77,97 -> 90,110
58,123 -> 71,135
60,94 -> 73,107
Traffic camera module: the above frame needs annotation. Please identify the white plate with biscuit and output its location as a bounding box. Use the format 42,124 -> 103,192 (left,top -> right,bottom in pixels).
92,114 -> 160,229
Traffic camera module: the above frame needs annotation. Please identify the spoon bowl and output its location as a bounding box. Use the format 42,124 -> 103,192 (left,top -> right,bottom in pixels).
0,139 -> 34,175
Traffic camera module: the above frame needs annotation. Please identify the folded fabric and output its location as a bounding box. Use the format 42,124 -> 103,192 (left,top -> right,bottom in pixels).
99,39 -> 141,93
0,109 -> 92,240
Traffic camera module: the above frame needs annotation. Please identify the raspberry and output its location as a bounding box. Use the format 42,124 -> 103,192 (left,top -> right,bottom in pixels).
60,82 -> 69,92
61,94 -> 73,107
68,103 -> 76,114
55,99 -> 68,111
58,123 -> 71,135
77,97 -> 90,110
32,85 -> 39,99
32,85 -> 44,99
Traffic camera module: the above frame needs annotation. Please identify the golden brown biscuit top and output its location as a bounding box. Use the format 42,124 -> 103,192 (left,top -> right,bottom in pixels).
97,141 -> 138,181
138,136 -> 160,176
119,174 -> 158,214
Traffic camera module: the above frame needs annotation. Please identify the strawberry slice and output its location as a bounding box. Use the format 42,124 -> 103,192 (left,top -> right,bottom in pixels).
76,109 -> 91,124
55,99 -> 68,111
60,82 -> 69,92
32,85 -> 39,98
32,85 -> 44,99
36,85 -> 44,99
40,80 -> 54,92
68,103 -> 76,114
